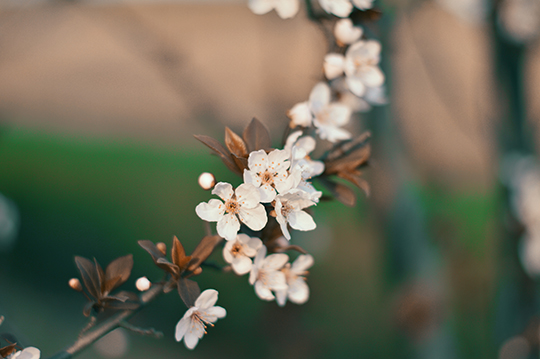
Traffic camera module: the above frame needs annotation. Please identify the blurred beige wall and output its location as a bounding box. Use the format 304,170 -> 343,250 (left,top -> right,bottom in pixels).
1,1 -> 539,187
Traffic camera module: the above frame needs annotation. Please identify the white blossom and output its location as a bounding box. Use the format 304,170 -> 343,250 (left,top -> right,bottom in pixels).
275,189 -> 317,240
324,40 -> 385,97
243,149 -> 293,203
499,0 -> 540,43
288,82 -> 352,142
175,289 -> 226,350
318,0 -> 374,17
196,182 -> 267,241
7,348 -> 40,359
248,0 -> 300,19
249,246 -> 289,300
284,132 -> 324,202
276,254 -> 314,306
334,18 -> 363,45
223,234 -> 263,275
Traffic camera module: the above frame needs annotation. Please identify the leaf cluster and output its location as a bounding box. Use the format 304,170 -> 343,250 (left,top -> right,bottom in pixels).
319,132 -> 371,206
74,255 -> 138,317
194,118 -> 272,176
138,235 -> 222,307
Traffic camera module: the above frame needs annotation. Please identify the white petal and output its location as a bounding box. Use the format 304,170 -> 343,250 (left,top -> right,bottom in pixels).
275,199 -> 291,240
284,131 -> 303,154
248,0 -> 274,14
184,329 -> 202,350
243,169 -> 262,188
255,280 -> 275,300
292,254 -> 314,272
195,199 -> 225,222
247,149 -> 268,171
212,182 -> 234,201
253,245 -> 267,268
324,103 -> 352,126
288,210 -> 316,231
262,253 -> 290,270
235,183 -> 262,208
223,240 -> 235,263
323,53 -> 345,80
273,172 -> 294,194
316,125 -> 352,142
288,277 -> 310,304
175,316 -> 191,342
265,270 -> 288,290
346,77 -> 367,97
287,102 -> 313,128
195,289 -> 219,309
244,236 -> 263,257
357,66 -> 385,87
318,0 -> 353,17
275,0 -> 300,18
232,256 -> 253,275
249,266 -> 259,285
238,203 -> 267,231
295,136 -> 316,156
275,289 -> 288,307
339,91 -> 371,112
309,82 -> 331,114
203,306 -> 227,321
334,18 -> 363,45
268,149 -> 290,172
217,213 -> 240,241
258,184 -> 277,203
14,348 -> 41,359
352,0 -> 374,9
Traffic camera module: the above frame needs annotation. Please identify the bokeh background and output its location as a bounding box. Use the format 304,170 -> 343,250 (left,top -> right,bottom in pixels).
0,0 -> 540,358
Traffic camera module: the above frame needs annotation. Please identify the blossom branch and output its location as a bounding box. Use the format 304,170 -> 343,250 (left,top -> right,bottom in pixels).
46,283 -> 164,359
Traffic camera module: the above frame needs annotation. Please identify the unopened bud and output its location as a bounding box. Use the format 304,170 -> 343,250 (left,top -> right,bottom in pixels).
198,172 -> 216,190
136,276 -> 151,291
69,278 -> 83,292
156,242 -> 167,255
192,267 -> 203,276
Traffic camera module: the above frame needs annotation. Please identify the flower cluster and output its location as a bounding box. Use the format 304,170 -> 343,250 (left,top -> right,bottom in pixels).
196,131 -> 322,241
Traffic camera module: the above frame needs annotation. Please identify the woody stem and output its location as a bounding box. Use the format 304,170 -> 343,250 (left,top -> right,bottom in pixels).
46,283 -> 164,359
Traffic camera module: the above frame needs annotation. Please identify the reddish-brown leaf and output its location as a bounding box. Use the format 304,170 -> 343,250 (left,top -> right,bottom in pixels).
156,257 -> 180,276
188,235 -> 223,272
177,278 -> 201,307
0,343 -> 17,358
83,301 -> 94,317
105,254 -> 133,291
75,256 -> 100,299
231,153 -> 248,173
139,240 -> 173,273
319,178 -> 356,207
225,127 -> 248,158
243,118 -> 272,152
338,172 -> 370,197
171,236 -> 186,268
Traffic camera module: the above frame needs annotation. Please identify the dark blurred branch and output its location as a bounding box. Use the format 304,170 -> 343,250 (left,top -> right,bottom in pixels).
46,283 -> 164,359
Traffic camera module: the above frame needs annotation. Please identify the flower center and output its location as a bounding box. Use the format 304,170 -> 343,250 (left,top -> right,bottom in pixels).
224,199 -> 240,214
258,170 -> 276,186
281,202 -> 294,218
231,243 -> 243,257
191,311 -> 214,334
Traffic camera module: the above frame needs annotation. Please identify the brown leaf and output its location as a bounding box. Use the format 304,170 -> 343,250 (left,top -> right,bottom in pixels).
338,172 -> 370,197
177,278 -> 201,307
0,343 -> 17,357
231,153 -> 248,173
102,275 -> 122,296
171,236 -> 186,268
325,131 -> 371,163
188,235 -> 223,272
243,118 -> 272,152
139,240 -> 173,273
319,178 -> 356,207
75,256 -> 100,299
156,257 -> 180,276
194,134 -> 240,174
94,258 -> 105,293
325,144 -> 370,174
104,254 -> 133,291
225,127 -> 248,158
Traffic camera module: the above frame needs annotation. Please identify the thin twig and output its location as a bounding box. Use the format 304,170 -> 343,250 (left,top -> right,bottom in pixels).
118,320 -> 163,339
78,316 -> 96,338
46,283 -> 164,359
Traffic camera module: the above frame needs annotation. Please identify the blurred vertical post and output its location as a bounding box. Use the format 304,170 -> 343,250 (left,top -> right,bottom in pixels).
490,0 -> 538,348
366,4 -> 455,358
